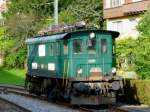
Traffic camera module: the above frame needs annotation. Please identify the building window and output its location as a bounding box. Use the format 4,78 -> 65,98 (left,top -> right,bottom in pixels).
87,38 -> 96,54
110,0 -> 121,7
73,39 -> 83,54
129,19 -> 137,32
50,43 -> 53,56
133,0 -> 142,2
112,21 -> 123,35
101,39 -> 107,54
38,44 -> 45,57
63,40 -> 68,55
56,41 -> 59,55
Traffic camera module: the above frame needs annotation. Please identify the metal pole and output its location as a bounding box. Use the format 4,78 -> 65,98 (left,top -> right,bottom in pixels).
54,0 -> 58,25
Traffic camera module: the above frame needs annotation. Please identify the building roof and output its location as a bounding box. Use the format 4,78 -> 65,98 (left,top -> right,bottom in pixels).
103,0 -> 149,19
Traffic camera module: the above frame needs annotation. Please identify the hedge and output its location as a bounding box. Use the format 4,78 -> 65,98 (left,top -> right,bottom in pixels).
120,79 -> 150,106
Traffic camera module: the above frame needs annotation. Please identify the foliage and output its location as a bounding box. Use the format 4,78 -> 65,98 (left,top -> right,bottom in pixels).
4,47 -> 26,69
2,0 -> 54,68
133,7 -> 150,79
0,27 -> 27,68
134,36 -> 150,79
59,9 -> 77,24
116,38 -> 136,71
59,0 -> 104,28
116,36 -> 150,79
137,7 -> 150,37
0,27 -> 15,52
4,0 -> 53,40
123,79 -> 150,106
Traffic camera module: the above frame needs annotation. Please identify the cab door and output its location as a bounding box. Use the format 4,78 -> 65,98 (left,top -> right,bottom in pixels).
98,35 -> 112,75
61,39 -> 69,78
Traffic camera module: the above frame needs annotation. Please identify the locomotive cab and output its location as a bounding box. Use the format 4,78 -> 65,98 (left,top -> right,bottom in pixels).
67,31 -> 117,80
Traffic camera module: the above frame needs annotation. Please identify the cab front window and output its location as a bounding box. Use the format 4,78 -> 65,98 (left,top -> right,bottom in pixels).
101,39 -> 107,54
50,43 -> 53,56
73,39 -> 83,54
63,40 -> 68,55
87,38 -> 96,54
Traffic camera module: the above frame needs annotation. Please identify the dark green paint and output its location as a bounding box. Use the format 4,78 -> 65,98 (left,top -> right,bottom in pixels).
26,30 -> 119,79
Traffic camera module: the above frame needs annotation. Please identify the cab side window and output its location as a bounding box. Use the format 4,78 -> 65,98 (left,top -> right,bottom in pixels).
50,43 -> 53,56
56,41 -> 60,55
73,39 -> 83,54
63,40 -> 68,55
87,38 -> 96,54
101,39 -> 107,54
38,44 -> 46,57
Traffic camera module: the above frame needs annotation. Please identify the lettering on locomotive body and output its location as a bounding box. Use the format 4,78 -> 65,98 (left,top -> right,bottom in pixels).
32,63 -> 38,69
88,59 -> 96,63
48,63 -> 55,71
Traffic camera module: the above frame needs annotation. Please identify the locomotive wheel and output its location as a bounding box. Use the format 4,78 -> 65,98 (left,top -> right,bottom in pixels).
25,82 -> 33,94
26,82 -> 41,96
47,86 -> 58,101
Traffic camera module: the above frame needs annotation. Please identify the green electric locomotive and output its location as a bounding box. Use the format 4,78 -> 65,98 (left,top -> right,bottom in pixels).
25,29 -> 123,105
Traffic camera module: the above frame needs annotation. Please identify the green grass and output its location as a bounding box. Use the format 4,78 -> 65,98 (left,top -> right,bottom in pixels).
0,69 -> 25,86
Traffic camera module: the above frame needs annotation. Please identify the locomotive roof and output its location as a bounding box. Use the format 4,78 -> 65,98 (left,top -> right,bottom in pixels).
25,29 -> 119,44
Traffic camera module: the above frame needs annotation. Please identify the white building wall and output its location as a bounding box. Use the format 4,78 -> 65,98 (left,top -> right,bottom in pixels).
133,0 -> 142,2
107,16 -> 141,38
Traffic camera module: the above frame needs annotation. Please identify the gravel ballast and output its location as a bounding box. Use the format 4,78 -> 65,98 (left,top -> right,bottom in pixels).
0,98 -> 27,112
0,93 -> 78,112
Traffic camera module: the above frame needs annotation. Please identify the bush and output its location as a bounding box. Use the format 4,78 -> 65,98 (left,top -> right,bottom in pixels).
116,37 -> 150,79
116,38 -> 136,71
123,79 -> 150,106
134,36 -> 150,79
4,47 -> 27,69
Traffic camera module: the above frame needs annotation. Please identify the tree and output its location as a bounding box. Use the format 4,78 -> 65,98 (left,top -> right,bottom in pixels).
59,0 -> 104,28
4,0 -> 54,40
134,7 -> 150,79
137,7 -> 150,37
2,0 -> 54,68
134,36 -> 150,79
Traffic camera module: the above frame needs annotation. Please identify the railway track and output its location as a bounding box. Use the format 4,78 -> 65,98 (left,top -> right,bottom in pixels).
0,84 -> 85,112
0,98 -> 31,112
116,105 -> 150,112
0,97 -> 31,112
0,84 -> 150,112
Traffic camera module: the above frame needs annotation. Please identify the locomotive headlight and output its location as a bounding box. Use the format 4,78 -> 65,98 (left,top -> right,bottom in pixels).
89,32 -> 95,39
112,67 -> 117,74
